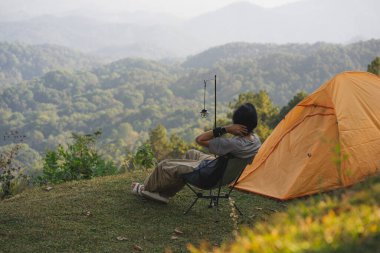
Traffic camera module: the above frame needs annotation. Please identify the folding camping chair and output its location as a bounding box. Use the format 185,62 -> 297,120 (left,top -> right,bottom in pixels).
182,155 -> 252,215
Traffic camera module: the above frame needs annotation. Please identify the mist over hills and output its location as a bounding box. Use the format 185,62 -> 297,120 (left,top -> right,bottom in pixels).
0,0 -> 379,60
187,0 -> 380,45
0,15 -> 202,60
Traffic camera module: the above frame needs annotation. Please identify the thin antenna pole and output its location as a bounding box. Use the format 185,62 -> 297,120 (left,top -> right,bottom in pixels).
214,75 -> 217,129
203,80 -> 207,110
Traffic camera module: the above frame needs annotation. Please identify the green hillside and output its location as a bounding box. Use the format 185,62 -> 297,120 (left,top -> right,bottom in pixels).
0,40 -> 379,177
0,57 -> 202,161
0,42 -> 100,87
178,40 -> 380,104
0,169 -> 378,252
0,170 -> 283,253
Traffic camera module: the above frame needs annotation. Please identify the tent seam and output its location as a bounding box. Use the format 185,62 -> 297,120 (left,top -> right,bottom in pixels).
321,87 -> 346,186
239,111 -> 336,181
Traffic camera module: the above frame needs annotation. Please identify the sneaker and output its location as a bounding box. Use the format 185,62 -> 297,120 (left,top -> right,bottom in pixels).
131,182 -> 144,196
141,190 -> 169,204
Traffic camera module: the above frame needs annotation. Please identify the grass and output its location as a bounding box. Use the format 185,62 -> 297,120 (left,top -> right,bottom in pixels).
0,169 -> 284,253
3,170 -> 378,253
189,175 -> 380,253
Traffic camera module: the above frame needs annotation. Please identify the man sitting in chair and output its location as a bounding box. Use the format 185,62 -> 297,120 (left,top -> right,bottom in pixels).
131,103 -> 261,203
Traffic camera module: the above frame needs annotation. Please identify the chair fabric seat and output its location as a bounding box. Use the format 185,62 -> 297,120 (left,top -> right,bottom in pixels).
183,155 -> 252,190
182,154 -> 253,215
182,155 -> 230,190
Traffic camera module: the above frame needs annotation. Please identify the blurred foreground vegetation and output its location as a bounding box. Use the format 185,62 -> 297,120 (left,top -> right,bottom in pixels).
189,175 -> 380,253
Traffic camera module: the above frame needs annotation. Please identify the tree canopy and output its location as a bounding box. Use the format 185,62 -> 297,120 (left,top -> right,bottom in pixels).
1,40 -> 379,171
368,56 -> 380,76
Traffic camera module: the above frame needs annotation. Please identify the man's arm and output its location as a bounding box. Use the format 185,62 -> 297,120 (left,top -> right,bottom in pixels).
195,124 -> 248,147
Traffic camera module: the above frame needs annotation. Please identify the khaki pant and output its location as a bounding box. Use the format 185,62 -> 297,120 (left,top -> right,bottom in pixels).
144,149 -> 213,197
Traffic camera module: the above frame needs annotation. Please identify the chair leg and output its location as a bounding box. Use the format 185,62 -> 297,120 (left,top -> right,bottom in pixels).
184,197 -> 199,215
208,189 -> 214,208
214,200 -> 221,223
233,202 -> 243,216
208,197 -> 218,208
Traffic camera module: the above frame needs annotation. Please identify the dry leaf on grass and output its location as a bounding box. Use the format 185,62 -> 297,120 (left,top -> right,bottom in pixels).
255,207 -> 263,210
44,186 -> 53,191
171,236 -> 178,240
116,236 -> 128,241
82,211 -> 92,217
133,244 -> 143,251
174,228 -> 183,235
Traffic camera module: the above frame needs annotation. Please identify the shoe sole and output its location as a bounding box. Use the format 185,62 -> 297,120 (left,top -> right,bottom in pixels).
141,191 -> 169,204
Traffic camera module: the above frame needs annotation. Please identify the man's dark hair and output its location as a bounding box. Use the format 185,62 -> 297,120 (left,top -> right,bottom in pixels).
232,103 -> 258,133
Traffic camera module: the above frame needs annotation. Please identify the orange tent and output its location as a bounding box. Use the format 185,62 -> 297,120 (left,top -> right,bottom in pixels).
236,71 -> 380,200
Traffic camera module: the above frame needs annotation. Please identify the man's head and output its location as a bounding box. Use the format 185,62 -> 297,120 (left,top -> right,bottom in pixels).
232,103 -> 258,134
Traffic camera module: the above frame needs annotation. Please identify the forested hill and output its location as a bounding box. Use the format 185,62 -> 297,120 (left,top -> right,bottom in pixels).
0,40 -> 379,171
0,57 -> 200,163
0,42 -> 100,86
176,40 -> 380,105
183,40 -> 380,68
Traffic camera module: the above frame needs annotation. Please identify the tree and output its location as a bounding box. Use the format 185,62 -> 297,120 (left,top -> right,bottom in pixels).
133,143 -> 157,169
0,131 -> 30,199
272,91 -> 308,127
0,144 -> 24,198
149,124 -> 171,161
168,134 -> 191,159
228,91 -> 279,141
368,57 -> 380,76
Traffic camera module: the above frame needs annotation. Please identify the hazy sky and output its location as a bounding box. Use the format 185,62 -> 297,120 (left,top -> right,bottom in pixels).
1,0 -> 305,18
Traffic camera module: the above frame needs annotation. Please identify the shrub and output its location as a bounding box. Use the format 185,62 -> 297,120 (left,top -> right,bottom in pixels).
122,143 -> 157,171
134,142 -> 157,169
0,131 -> 28,199
39,130 -> 118,184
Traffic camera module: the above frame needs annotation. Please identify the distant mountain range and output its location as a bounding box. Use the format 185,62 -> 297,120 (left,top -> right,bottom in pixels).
0,0 -> 379,60
186,0 -> 380,45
